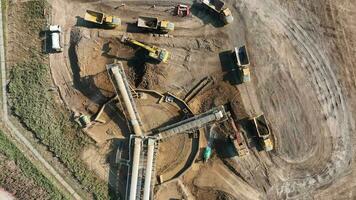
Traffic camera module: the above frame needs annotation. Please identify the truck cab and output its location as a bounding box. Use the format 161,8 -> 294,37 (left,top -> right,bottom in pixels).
221,8 -> 234,24
159,20 -> 175,32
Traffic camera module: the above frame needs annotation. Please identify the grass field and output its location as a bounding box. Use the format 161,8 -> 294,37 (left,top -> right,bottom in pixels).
8,57 -> 110,199
0,131 -> 64,199
5,0 -> 112,199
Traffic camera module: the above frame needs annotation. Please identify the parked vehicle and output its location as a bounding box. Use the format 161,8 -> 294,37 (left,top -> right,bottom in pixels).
48,25 -> 63,52
201,0 -> 234,24
250,114 -> 273,151
234,45 -> 251,83
137,16 -> 174,33
84,10 -> 121,28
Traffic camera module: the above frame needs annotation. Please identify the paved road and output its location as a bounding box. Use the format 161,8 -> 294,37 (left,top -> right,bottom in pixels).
0,2 -> 82,200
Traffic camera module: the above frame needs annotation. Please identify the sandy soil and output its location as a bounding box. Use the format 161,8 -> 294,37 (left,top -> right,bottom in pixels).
46,0 -> 356,199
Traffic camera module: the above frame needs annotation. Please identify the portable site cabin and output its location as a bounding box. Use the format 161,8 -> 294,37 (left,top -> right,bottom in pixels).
49,25 -> 62,52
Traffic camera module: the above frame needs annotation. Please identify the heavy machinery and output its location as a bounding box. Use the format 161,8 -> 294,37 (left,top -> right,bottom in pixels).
84,10 -> 121,28
228,117 -> 249,156
203,146 -> 212,162
121,35 -> 170,63
201,0 -> 234,24
203,125 -> 217,162
250,114 -> 273,151
137,16 -> 175,33
153,105 -> 229,140
75,114 -> 91,128
234,45 -> 251,83
175,4 -> 190,17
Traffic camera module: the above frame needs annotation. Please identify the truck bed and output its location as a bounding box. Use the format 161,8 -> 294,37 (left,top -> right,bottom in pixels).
137,16 -> 158,29
253,115 -> 270,138
202,0 -> 225,12
84,10 -> 104,24
235,45 -> 250,66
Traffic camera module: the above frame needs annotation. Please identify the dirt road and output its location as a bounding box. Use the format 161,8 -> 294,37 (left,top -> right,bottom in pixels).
229,0 -> 355,198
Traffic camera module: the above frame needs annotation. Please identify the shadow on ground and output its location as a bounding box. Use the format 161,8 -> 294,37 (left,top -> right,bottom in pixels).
107,138 -> 130,200
190,3 -> 225,28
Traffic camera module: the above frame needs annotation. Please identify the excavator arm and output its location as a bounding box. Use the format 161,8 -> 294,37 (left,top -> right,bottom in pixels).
124,37 -> 157,53
121,35 -> 169,63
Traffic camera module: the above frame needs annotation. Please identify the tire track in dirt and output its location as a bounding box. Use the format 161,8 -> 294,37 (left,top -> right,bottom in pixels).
238,0 -> 352,198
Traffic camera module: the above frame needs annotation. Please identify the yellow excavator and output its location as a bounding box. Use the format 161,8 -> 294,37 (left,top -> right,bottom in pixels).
121,35 -> 170,63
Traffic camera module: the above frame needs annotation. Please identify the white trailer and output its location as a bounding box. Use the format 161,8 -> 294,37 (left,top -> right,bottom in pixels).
48,25 -> 63,52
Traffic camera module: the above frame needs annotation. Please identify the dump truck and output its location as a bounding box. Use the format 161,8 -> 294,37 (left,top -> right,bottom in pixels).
234,45 -> 250,83
228,118 -> 249,156
250,114 -> 273,151
84,10 -> 121,28
201,0 -> 233,24
137,16 -> 175,33
121,35 -> 170,63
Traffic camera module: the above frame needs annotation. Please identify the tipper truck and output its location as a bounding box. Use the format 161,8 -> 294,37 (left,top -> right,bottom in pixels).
137,16 -> 175,33
201,0 -> 233,24
234,45 -> 251,83
84,10 -> 121,28
121,35 -> 170,63
250,114 -> 273,151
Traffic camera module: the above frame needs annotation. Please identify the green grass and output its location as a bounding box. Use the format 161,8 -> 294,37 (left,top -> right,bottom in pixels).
5,0 -> 112,199
0,131 -> 64,199
8,58 -> 110,199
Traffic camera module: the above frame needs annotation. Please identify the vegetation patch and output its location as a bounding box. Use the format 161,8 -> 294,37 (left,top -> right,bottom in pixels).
8,58 -> 109,199
0,131 -> 63,199
6,0 -> 111,199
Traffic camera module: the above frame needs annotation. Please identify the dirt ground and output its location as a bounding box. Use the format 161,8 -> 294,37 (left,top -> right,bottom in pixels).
46,0 -> 356,199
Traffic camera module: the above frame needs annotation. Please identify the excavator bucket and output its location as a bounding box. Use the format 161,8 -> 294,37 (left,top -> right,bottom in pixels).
120,34 -> 129,43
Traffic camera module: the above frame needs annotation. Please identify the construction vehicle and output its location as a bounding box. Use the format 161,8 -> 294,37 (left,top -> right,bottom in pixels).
121,35 -> 170,63
201,0 -> 234,24
84,10 -> 121,28
203,125 -> 217,162
175,4 -> 190,17
137,16 -> 175,33
234,45 -> 250,83
250,114 -> 273,151
75,114 -> 91,128
228,117 -> 249,156
203,146 -> 212,162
